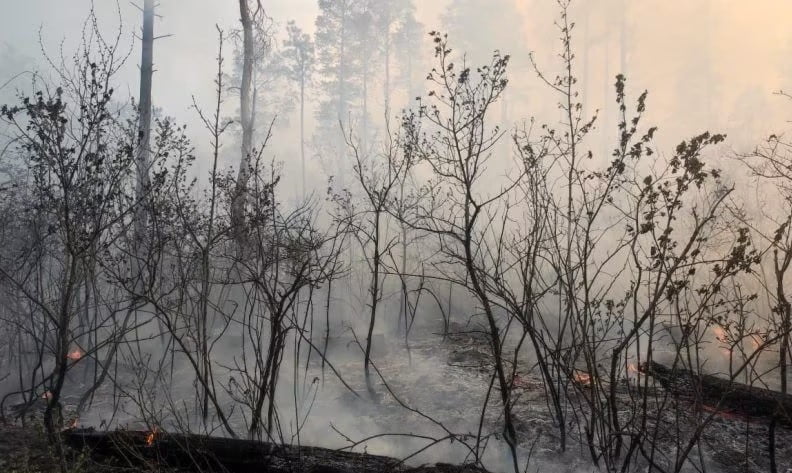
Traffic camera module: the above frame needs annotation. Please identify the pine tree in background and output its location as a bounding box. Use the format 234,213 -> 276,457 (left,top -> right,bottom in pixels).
372,0 -> 420,114
229,10 -> 294,142
391,3 -> 423,108
283,21 -> 315,198
442,0 -> 527,64
353,0 -> 379,149
442,0 -> 527,148
315,0 -> 363,128
314,0 -> 366,184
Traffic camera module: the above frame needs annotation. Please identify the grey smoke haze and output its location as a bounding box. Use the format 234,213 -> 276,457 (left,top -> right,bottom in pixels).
2,2 -> 792,472
3,1 -> 791,183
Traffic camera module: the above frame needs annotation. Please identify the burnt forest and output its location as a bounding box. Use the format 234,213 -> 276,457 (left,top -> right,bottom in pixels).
1,1 -> 791,472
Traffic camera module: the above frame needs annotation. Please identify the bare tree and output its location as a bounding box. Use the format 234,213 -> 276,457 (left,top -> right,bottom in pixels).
739,125 -> 792,395
0,14 -> 138,461
522,4 -> 765,470
403,32 -> 522,472
283,21 -> 315,199
344,118 -> 412,387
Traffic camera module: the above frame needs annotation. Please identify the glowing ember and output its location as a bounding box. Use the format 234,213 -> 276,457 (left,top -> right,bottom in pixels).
712,326 -> 728,343
701,404 -> 745,421
146,427 -> 159,446
712,326 -> 734,359
748,334 -> 762,351
66,349 -> 83,361
573,371 -> 592,386
512,374 -> 528,389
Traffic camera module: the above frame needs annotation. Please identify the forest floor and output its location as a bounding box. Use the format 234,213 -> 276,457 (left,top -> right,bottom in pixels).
3,320 -> 791,473
413,322 -> 792,473
0,421 -> 495,473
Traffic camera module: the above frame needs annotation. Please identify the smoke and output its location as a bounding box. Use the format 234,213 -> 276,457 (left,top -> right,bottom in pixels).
2,2 -> 792,472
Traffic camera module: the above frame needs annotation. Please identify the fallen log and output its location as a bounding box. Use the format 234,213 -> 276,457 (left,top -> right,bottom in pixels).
640,361 -> 792,424
63,428 -> 489,473
64,428 -> 397,472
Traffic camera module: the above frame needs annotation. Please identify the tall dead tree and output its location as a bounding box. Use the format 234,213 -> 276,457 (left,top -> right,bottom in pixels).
133,0 -> 154,288
232,0 -> 258,243
405,33 -> 520,472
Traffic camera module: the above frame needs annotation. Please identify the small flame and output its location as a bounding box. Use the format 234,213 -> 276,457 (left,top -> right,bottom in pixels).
627,363 -> 639,373
573,371 -> 592,386
66,349 -> 83,361
713,326 -> 728,343
712,326 -> 733,359
749,334 -> 762,351
146,427 -> 159,446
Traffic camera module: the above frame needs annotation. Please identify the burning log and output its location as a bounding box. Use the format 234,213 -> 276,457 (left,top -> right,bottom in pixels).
145,426 -> 158,446
640,361 -> 792,424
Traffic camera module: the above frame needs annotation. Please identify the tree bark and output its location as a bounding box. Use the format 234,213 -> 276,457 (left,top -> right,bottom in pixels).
774,248 -> 791,396
364,210 -> 382,385
132,0 -> 154,288
232,0 -> 256,244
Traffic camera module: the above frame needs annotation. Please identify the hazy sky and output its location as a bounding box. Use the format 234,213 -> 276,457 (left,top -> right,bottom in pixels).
2,1 -> 791,158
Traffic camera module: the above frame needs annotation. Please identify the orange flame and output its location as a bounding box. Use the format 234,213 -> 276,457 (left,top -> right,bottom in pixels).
712,326 -> 734,359
146,427 -> 159,446
573,371 -> 592,386
66,349 -> 83,361
713,326 -> 728,343
749,334 -> 762,351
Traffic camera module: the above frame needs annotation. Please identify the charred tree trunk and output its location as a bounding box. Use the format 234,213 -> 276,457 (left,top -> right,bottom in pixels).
132,0 -> 154,289
773,247 -> 792,396
43,252 -> 80,471
64,429 -> 400,473
364,209 -> 382,388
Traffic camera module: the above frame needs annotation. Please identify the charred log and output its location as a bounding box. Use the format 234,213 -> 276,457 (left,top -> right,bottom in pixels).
640,361 -> 792,424
63,428 -> 489,473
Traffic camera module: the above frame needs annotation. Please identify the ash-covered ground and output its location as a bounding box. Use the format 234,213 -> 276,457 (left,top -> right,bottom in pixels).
8,318 -> 791,473
310,320 -> 792,473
